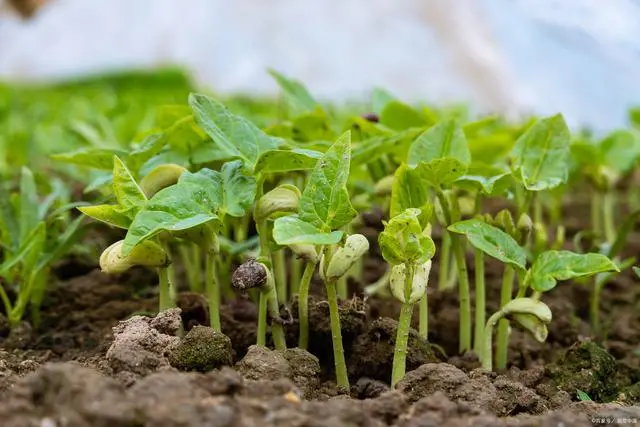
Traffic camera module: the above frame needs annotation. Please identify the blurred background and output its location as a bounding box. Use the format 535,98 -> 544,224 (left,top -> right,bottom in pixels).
2,0 -> 640,132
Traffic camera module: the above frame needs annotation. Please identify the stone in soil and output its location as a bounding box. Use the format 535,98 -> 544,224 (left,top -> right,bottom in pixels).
168,325 -> 233,372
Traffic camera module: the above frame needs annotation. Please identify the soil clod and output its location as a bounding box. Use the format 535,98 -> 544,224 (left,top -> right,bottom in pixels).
169,325 -> 233,372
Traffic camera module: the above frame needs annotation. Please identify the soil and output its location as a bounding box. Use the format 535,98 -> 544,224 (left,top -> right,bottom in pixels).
1,205 -> 640,427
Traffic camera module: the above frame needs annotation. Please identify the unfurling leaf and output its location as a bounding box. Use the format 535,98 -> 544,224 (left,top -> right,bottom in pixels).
379,208 -> 435,266
390,164 -> 431,222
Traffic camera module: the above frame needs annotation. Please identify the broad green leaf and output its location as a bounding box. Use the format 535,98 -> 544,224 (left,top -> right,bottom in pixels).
408,119 -> 471,166
52,147 -> 127,170
78,204 -> 132,229
448,219 -> 526,270
255,149 -> 323,174
156,105 -> 193,128
463,115 -> 500,137
299,132 -> 357,230
219,161 -> 257,217
268,69 -> 318,116
112,156 -> 147,210
273,215 -> 343,245
468,133 -> 513,164
19,167 -> 39,243
380,101 -> 428,130
390,164 -> 431,222
512,114 -> 571,191
189,93 -> 281,170
530,250 -> 619,292
456,163 -> 512,195
178,169 -> 223,211
414,158 -> 467,189
379,208 -> 435,265
600,130 -> 640,173
123,184 -> 220,255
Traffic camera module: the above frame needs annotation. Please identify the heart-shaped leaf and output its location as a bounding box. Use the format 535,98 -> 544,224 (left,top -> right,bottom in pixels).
255,149 -> 323,174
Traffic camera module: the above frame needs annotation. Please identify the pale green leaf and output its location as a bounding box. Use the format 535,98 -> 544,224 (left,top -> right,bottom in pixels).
379,208 -> 435,265
189,93 -> 281,171
512,114 -> 571,191
408,119 -> 471,166
78,204 -> 132,229
390,164 -> 431,222
268,69 -> 318,116
448,219 -> 526,270
414,158 -> 467,189
112,156 -> 147,209
19,167 -> 39,243
51,148 -> 127,170
380,101 -> 428,130
272,215 -> 343,245
530,250 -> 619,292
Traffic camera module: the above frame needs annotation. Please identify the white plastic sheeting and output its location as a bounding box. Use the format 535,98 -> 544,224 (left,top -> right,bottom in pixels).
1,0 -> 640,131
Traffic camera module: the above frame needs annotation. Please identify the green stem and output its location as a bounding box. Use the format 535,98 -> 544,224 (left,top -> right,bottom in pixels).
0,283 -> 13,321
392,263 -> 416,387
482,310 -> 505,371
158,267 -> 172,312
603,191 -> 616,244
533,193 -> 543,225
205,249 -> 221,332
336,275 -> 348,300
473,248 -> 486,356
290,250 -> 302,296
452,235 -> 472,353
495,266 -> 515,370
590,278 -> 602,338
179,244 -> 197,292
326,279 -> 349,389
419,293 -> 428,339
266,285 -> 286,350
273,249 -> 287,303
592,192 -> 603,237
392,303 -> 415,387
438,231 -> 452,290
257,292 -> 267,346
298,261 -> 316,349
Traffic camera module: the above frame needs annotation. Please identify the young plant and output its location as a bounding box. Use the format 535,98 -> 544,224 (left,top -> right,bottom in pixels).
273,132 -> 367,389
449,218 -> 618,369
379,208 -> 435,386
0,168 -> 86,327
407,119 -> 473,352
122,161 -> 256,330
571,130 -> 640,243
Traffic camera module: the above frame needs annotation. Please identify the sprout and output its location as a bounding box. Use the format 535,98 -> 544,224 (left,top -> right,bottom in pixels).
254,184 -> 301,222
389,260 -> 432,304
99,240 -> 169,274
482,298 -> 552,371
140,164 -> 188,198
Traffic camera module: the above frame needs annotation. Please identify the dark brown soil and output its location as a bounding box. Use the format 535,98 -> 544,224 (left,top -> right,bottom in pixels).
1,208 -> 640,426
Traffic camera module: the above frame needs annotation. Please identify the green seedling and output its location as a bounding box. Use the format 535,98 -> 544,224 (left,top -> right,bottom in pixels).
571,130 -> 640,243
0,168 -> 87,327
232,259 -> 286,350
379,208 -> 435,386
273,132 -> 364,389
407,119 -> 473,352
449,218 -> 618,370
482,298 -> 552,371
